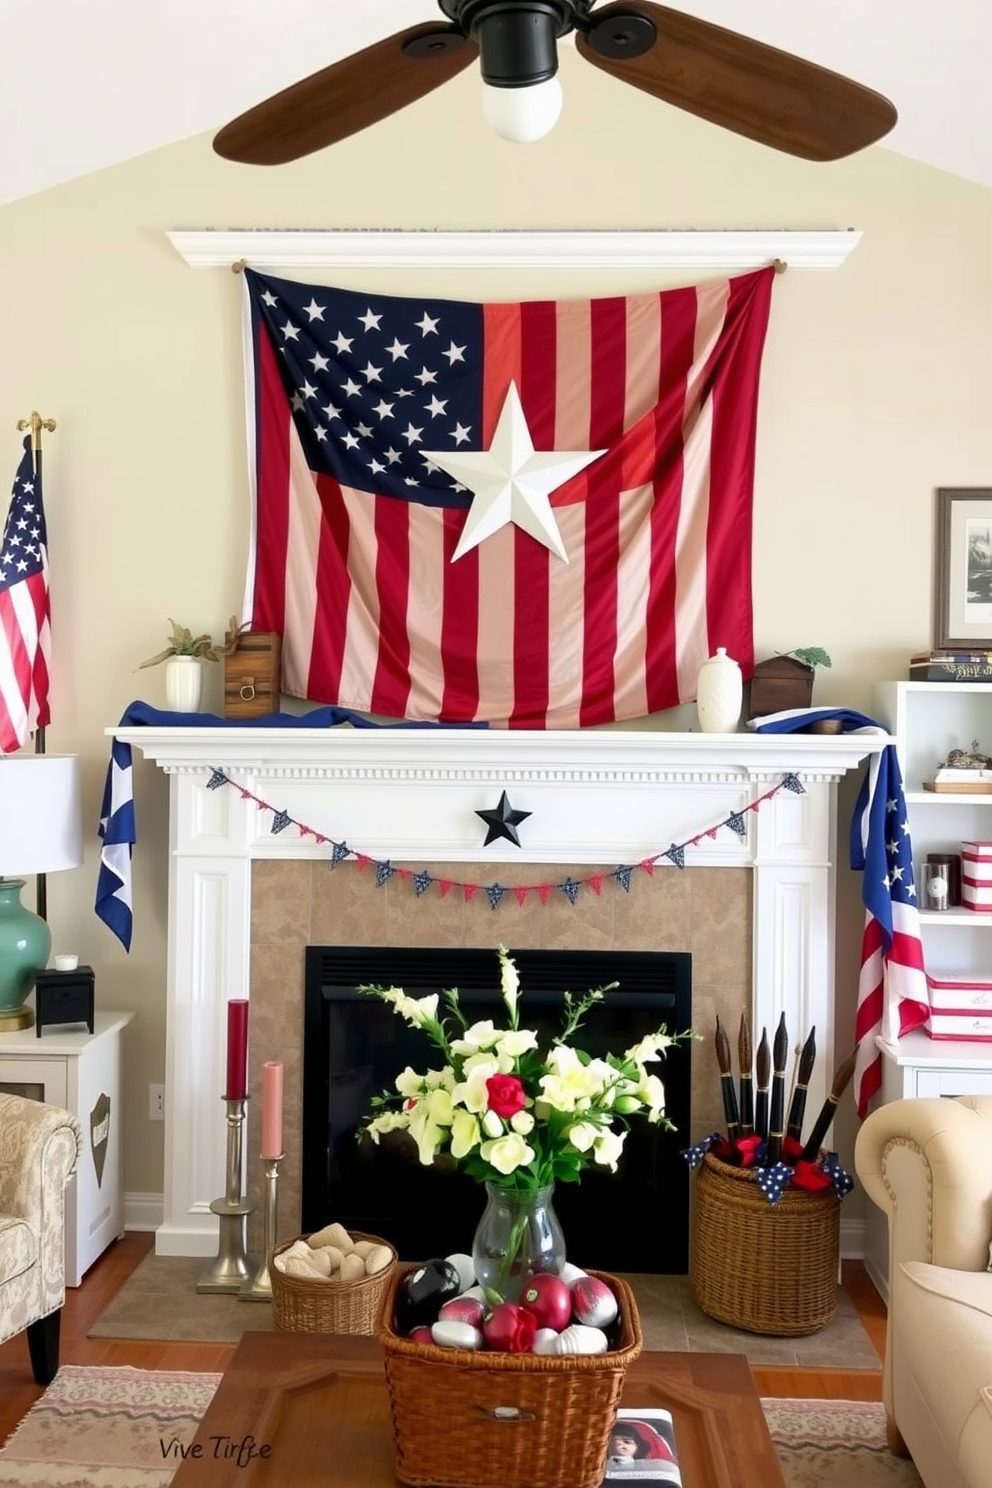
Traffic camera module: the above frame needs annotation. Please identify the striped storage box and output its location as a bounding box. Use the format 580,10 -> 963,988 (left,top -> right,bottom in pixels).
926,971 -> 992,1039
961,842 -> 992,912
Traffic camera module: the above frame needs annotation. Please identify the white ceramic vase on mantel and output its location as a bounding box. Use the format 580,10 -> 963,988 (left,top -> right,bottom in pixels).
695,647 -> 743,733
164,656 -> 204,713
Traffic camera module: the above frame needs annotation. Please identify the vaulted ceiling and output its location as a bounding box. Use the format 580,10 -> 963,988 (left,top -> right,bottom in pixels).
3,2 -> 989,208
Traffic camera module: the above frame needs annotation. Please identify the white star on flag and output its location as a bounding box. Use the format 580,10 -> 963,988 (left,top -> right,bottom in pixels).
423,383 -> 605,563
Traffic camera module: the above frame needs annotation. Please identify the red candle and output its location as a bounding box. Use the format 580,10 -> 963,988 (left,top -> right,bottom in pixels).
225,1000 -> 249,1101
261,1061 -> 284,1158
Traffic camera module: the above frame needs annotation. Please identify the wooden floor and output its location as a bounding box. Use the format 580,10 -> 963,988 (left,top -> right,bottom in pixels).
0,1234 -> 887,1446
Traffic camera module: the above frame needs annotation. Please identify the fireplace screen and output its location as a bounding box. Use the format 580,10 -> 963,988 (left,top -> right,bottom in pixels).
302,945 -> 691,1273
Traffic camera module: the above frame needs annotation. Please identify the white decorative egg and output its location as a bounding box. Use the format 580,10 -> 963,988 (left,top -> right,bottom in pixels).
459,1283 -> 487,1302
532,1328 -> 560,1355
559,1262 -> 588,1286
444,1252 -> 476,1293
551,1324 -> 609,1356
431,1319 -> 484,1350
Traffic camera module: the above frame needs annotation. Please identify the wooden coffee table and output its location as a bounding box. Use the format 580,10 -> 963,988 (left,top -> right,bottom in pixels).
171,1332 -> 785,1486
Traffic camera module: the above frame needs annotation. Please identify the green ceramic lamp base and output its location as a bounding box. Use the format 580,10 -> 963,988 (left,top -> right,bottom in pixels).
0,877 -> 51,1031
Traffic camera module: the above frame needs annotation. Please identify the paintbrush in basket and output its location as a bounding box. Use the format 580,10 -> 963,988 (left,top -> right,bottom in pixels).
800,1048 -> 858,1161
754,1026 -> 771,1143
786,1026 -> 817,1144
765,1012 -> 789,1165
738,1012 -> 754,1137
714,1016 -> 741,1144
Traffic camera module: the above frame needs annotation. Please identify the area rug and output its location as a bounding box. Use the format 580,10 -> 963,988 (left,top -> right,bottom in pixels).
0,1368 -> 924,1488
88,1253 -> 881,1369
0,1367 -> 221,1487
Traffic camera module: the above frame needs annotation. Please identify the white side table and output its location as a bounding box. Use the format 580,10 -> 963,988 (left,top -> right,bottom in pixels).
863,1030 -> 992,1296
0,1011 -> 134,1286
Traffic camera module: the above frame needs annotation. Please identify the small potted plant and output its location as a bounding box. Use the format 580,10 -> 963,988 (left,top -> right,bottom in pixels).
139,620 -> 220,712
749,647 -> 832,718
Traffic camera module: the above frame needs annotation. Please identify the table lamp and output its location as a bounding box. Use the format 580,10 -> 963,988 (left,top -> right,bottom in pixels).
0,754 -> 83,1030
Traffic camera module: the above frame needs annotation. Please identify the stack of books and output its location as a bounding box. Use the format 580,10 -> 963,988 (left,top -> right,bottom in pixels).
910,649 -> 992,682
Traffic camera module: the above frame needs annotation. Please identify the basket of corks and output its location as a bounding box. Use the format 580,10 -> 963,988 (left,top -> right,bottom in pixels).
270,1222 -> 397,1334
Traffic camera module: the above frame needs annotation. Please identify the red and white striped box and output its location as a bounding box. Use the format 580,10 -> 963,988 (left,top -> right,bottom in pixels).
961,843 -> 992,909
926,1010 -> 992,1040
926,973 -> 992,1011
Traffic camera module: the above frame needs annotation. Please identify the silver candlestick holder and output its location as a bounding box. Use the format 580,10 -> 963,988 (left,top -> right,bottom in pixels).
240,1152 -> 283,1302
197,1096 -> 255,1294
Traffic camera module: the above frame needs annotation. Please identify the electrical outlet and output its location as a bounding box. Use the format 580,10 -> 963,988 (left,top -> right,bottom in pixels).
149,1084 -> 165,1121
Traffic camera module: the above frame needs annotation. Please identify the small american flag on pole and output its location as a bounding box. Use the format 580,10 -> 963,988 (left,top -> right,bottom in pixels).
241,265 -> 774,727
0,437 -> 50,753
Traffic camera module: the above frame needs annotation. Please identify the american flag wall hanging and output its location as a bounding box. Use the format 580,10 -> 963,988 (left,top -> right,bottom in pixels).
241,265 -> 775,728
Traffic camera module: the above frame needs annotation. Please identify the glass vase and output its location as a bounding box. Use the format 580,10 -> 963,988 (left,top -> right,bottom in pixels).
471,1182 -> 565,1303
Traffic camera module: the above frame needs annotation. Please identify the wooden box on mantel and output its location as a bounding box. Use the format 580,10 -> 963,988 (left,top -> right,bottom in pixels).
748,655 -> 814,719
223,631 -> 282,719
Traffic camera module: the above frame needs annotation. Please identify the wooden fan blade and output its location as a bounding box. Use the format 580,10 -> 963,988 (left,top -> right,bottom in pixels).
575,3 -> 897,162
213,24 -> 478,165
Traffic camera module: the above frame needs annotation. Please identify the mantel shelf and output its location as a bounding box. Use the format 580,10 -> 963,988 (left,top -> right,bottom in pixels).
165,229 -> 862,273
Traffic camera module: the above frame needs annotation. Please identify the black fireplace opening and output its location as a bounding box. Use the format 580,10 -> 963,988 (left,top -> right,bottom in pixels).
302,945 -> 691,1274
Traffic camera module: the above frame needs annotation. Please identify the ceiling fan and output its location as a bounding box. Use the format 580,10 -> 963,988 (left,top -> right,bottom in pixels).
213,1 -> 896,162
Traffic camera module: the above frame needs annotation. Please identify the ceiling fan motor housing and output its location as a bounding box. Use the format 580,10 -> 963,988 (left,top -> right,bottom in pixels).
441,0 -> 575,86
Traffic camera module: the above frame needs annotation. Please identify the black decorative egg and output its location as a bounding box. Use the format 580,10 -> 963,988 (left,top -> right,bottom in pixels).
395,1258 -> 462,1334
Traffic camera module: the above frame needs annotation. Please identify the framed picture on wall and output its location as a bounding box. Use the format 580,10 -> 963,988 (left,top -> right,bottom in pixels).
935,488 -> 992,648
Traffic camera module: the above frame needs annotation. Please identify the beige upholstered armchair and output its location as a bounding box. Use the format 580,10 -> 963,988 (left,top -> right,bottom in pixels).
855,1095 -> 992,1488
0,1091 -> 81,1384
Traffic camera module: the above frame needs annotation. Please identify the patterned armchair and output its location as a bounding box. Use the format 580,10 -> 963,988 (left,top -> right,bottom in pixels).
0,1091 -> 81,1384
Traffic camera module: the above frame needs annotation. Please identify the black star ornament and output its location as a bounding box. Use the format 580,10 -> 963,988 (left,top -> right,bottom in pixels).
475,790 -> 532,848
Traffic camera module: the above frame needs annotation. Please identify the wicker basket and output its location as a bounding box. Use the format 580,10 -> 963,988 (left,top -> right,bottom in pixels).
690,1150 -> 840,1336
378,1264 -> 643,1488
270,1231 -> 397,1334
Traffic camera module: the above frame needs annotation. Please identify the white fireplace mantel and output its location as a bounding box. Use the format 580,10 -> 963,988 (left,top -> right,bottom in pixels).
112,724 -> 885,1256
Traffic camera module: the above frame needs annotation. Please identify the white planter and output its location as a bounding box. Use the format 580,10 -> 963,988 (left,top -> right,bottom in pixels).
695,648 -> 743,733
164,656 -> 204,712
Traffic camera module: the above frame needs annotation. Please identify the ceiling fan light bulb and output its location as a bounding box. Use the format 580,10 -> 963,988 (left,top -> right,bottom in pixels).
481,76 -> 563,143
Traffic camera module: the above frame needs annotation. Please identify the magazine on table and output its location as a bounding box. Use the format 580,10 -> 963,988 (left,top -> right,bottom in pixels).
600,1408 -> 682,1483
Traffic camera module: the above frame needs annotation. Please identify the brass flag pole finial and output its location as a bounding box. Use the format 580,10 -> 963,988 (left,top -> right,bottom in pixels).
231,258 -> 248,275
16,412 -> 57,452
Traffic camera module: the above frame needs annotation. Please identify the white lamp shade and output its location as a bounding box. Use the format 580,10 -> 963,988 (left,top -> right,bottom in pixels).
0,754 -> 83,876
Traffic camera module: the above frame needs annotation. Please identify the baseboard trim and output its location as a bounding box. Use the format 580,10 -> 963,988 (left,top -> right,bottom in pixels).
840,1215 -> 865,1261
123,1192 -> 163,1233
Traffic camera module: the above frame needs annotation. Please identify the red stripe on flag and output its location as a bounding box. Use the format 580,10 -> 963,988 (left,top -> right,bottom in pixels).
579,297 -> 627,726
645,286 -> 698,713
702,270 -> 773,678
440,508 -> 480,720
251,329 -> 293,636
310,474 -> 354,705
369,496 -> 413,717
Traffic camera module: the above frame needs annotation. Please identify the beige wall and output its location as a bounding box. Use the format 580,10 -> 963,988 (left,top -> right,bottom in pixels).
2,50 -> 991,1206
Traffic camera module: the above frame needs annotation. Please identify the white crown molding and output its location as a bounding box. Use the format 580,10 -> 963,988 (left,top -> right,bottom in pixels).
165,228 -> 861,273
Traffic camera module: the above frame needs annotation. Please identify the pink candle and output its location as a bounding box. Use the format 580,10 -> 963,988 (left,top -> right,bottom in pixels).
261,1061 -> 284,1157
225,1000 -> 249,1100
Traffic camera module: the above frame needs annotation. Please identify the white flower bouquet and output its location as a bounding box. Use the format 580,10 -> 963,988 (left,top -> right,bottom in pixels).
358,945 -> 685,1194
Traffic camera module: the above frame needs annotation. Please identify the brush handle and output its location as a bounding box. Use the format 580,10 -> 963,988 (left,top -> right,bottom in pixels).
786,1028 -> 816,1144
738,1013 -> 754,1137
766,1013 -> 789,1164
714,1017 -> 741,1140
754,1027 -> 771,1143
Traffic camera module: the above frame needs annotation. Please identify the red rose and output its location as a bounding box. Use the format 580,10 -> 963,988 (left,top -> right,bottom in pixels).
482,1302 -> 538,1353
485,1074 -> 526,1119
